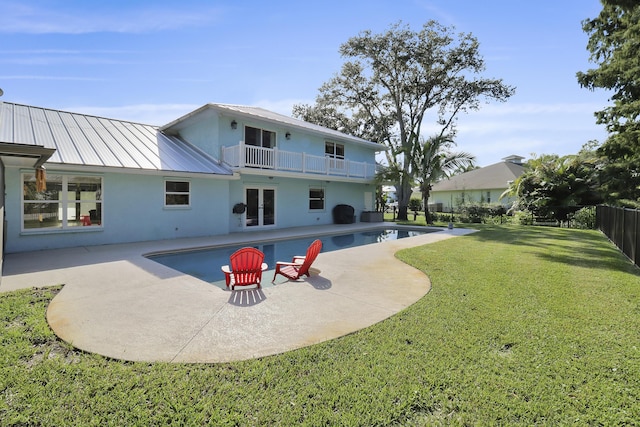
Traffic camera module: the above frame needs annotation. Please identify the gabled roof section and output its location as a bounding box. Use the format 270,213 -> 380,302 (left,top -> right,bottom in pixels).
0,102 -> 232,175
431,160 -> 524,191
161,103 -> 385,151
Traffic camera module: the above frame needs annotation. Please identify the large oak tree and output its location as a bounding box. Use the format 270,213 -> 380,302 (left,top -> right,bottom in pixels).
293,21 -> 514,220
577,0 -> 640,204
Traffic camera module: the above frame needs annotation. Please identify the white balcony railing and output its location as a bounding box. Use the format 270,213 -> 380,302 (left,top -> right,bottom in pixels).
221,142 -> 377,179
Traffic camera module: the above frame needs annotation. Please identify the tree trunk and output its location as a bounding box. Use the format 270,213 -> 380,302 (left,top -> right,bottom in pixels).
397,205 -> 408,221
422,192 -> 432,224
423,201 -> 431,224
395,177 -> 412,221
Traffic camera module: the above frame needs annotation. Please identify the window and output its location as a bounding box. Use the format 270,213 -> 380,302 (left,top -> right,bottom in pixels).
325,142 -> 345,170
165,180 -> 190,207
245,126 -> 276,148
325,142 -> 344,159
486,191 -> 491,203
309,187 -> 325,210
22,173 -> 102,230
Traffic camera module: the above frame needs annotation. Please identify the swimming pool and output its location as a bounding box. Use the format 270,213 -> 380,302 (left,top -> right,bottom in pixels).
147,228 -> 435,289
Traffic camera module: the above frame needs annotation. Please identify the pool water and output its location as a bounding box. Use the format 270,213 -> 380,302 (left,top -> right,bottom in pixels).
148,228 -> 434,289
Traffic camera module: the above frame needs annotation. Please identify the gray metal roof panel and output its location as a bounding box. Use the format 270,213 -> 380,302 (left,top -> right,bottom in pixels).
59,111 -> 104,165
0,102 -> 231,175
11,104 -> 35,145
43,108 -> 83,164
96,117 -> 158,170
72,114 -> 123,167
0,103 -> 14,143
84,116 -> 141,169
29,107 -> 56,150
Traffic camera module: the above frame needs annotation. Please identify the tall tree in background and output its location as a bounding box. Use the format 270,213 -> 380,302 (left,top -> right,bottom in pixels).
577,0 -> 640,205
293,21 -> 514,220
412,135 -> 475,224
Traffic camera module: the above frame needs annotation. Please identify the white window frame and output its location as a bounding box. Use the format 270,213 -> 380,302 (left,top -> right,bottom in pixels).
21,172 -> 103,232
325,142 -> 345,170
164,179 -> 191,208
325,142 -> 345,160
309,187 -> 325,211
245,126 -> 276,148
244,185 -> 277,228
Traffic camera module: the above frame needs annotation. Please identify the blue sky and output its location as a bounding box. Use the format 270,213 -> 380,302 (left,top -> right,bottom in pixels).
1,0 -> 610,166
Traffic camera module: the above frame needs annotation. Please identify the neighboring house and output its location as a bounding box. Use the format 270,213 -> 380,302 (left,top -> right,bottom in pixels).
428,155 -> 525,212
0,102 -> 383,262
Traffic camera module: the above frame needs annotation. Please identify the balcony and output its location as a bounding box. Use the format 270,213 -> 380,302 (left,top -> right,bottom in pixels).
221,143 -> 377,179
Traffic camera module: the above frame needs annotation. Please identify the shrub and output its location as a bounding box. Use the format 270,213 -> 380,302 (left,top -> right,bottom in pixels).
512,210 -> 533,225
408,198 -> 422,212
437,212 -> 454,223
570,206 -> 596,229
458,203 -> 504,223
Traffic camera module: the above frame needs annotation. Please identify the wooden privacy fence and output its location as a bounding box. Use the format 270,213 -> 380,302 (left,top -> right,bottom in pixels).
597,205 -> 640,267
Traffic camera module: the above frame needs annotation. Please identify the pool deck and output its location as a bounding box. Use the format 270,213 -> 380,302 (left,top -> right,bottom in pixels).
0,223 -> 475,363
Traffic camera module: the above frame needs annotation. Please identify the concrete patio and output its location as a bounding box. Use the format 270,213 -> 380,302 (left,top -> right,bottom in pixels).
0,224 -> 475,363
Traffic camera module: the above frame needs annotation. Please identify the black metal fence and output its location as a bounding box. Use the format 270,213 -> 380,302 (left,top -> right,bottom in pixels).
597,205 -> 640,267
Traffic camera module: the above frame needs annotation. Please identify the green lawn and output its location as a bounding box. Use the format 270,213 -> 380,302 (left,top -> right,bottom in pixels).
2,225 -> 640,425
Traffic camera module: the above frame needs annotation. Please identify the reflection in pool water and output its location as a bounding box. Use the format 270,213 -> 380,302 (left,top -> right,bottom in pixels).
148,228 -> 434,289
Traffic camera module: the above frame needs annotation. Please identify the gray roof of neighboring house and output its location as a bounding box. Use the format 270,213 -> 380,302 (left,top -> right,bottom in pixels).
162,103 -> 386,151
431,160 -> 524,191
0,102 -> 232,175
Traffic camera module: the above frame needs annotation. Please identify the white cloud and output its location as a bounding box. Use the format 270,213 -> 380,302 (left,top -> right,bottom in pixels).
435,102 -> 610,166
253,98 -> 312,117
472,102 -> 605,116
67,104 -> 200,125
0,2 -> 222,34
0,75 -> 103,81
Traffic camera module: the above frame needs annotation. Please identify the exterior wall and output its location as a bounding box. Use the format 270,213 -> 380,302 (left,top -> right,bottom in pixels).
5,165 -> 375,253
176,110 -> 378,166
2,107 -> 380,254
4,166 -> 231,253
228,175 -> 376,233
0,160 -> 4,281
172,109 -> 222,159
276,132 -> 375,164
430,189 -> 515,211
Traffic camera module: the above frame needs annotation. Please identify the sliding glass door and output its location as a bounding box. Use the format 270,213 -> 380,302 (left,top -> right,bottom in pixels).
245,187 -> 275,227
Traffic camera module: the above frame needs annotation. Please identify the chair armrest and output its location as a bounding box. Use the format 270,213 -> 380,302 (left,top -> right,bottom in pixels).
276,261 -> 301,267
221,265 -> 231,274
261,263 -> 268,271
292,256 -> 306,263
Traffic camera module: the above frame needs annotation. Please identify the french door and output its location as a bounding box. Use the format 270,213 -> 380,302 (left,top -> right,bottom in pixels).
245,187 -> 275,227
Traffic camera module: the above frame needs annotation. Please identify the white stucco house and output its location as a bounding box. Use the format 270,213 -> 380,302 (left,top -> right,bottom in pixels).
0,102 -> 383,267
428,155 -> 525,211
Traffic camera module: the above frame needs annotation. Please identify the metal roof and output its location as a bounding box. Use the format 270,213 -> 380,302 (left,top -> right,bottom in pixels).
162,103 -> 386,151
0,102 -> 232,176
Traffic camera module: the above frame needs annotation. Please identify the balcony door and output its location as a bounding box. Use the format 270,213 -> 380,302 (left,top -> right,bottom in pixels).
245,187 -> 275,228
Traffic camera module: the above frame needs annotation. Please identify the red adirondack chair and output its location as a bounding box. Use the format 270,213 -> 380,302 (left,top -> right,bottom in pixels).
272,239 -> 322,282
221,247 -> 268,290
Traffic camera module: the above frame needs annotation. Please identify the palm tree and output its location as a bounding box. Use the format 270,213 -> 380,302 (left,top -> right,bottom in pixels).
412,135 -> 476,224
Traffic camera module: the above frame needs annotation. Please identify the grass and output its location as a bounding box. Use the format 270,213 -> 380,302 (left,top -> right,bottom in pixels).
2,225 -> 640,425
